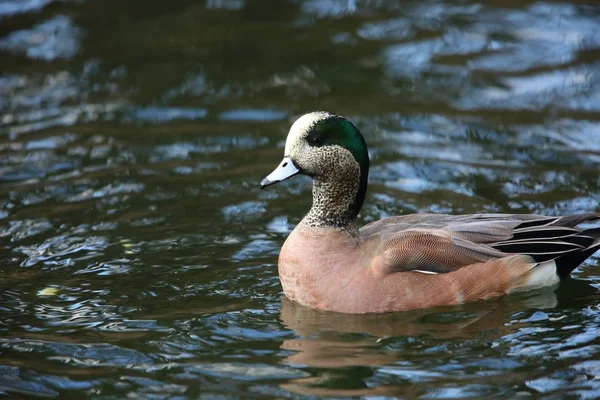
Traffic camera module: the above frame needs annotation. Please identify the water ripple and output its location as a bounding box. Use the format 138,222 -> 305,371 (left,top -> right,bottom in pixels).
15,234 -> 108,268
0,15 -> 81,61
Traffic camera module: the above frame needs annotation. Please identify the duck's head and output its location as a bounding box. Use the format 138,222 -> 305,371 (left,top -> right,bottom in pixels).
261,112 -> 369,188
261,112 -> 370,226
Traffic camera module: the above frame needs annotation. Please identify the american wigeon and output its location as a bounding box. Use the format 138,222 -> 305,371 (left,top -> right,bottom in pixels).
261,112 -> 600,314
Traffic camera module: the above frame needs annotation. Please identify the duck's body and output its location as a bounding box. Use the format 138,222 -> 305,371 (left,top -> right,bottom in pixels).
280,213 -> 599,313
261,112 -> 600,314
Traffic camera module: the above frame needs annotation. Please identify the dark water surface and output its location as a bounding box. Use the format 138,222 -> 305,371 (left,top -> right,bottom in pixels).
2,0 -> 600,398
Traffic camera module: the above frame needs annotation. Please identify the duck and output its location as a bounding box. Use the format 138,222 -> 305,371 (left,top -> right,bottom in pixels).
260,111 -> 600,314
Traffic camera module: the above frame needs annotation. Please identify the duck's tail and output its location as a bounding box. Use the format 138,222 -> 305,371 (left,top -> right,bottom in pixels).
555,227 -> 600,279
489,213 -> 600,280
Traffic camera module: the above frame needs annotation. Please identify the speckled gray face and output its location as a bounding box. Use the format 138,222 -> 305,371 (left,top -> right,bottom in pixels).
261,111 -> 370,230
261,111 -> 337,184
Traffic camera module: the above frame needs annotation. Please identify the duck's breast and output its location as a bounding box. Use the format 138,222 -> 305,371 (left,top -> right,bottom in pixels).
278,225 -> 380,313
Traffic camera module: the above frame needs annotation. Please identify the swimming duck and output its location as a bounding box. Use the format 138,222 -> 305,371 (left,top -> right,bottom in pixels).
260,112 -> 600,314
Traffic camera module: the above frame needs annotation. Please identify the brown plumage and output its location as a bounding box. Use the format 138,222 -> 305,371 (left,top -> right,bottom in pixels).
261,112 -> 600,314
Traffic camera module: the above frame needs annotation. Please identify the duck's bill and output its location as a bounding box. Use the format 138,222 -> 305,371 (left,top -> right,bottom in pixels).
260,157 -> 300,189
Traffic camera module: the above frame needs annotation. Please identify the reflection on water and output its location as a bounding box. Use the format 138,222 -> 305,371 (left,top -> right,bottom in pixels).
278,287 -> 600,398
0,15 -> 81,61
1,0 -> 600,398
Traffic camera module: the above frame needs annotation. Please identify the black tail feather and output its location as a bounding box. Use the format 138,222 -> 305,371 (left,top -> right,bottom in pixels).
512,226 -> 579,241
493,219 -> 600,279
555,240 -> 600,280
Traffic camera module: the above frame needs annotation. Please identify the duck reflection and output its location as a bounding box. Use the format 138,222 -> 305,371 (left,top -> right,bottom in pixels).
277,288 -> 564,397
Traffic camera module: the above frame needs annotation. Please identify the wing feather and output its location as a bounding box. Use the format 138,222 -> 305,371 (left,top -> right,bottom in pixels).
372,213 -> 600,275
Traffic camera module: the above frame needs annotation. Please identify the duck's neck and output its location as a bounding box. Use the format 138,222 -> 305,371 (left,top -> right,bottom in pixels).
301,165 -> 367,234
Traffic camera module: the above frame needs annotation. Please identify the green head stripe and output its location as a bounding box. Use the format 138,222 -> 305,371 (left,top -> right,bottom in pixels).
307,116 -> 369,170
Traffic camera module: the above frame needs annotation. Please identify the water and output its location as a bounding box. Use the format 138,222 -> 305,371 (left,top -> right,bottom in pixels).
1,0 -> 600,398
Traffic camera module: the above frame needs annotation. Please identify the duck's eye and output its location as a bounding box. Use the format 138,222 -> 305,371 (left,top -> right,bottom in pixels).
307,133 -> 324,146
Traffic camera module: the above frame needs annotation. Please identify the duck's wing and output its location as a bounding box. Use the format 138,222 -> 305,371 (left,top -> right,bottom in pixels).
376,229 -> 506,275
371,213 -> 600,276
361,213 -> 598,241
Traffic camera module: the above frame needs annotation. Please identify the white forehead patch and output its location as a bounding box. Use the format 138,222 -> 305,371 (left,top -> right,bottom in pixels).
284,111 -> 333,155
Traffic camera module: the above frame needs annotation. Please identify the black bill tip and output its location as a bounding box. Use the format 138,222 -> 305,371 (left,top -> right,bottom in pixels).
260,178 -> 274,189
